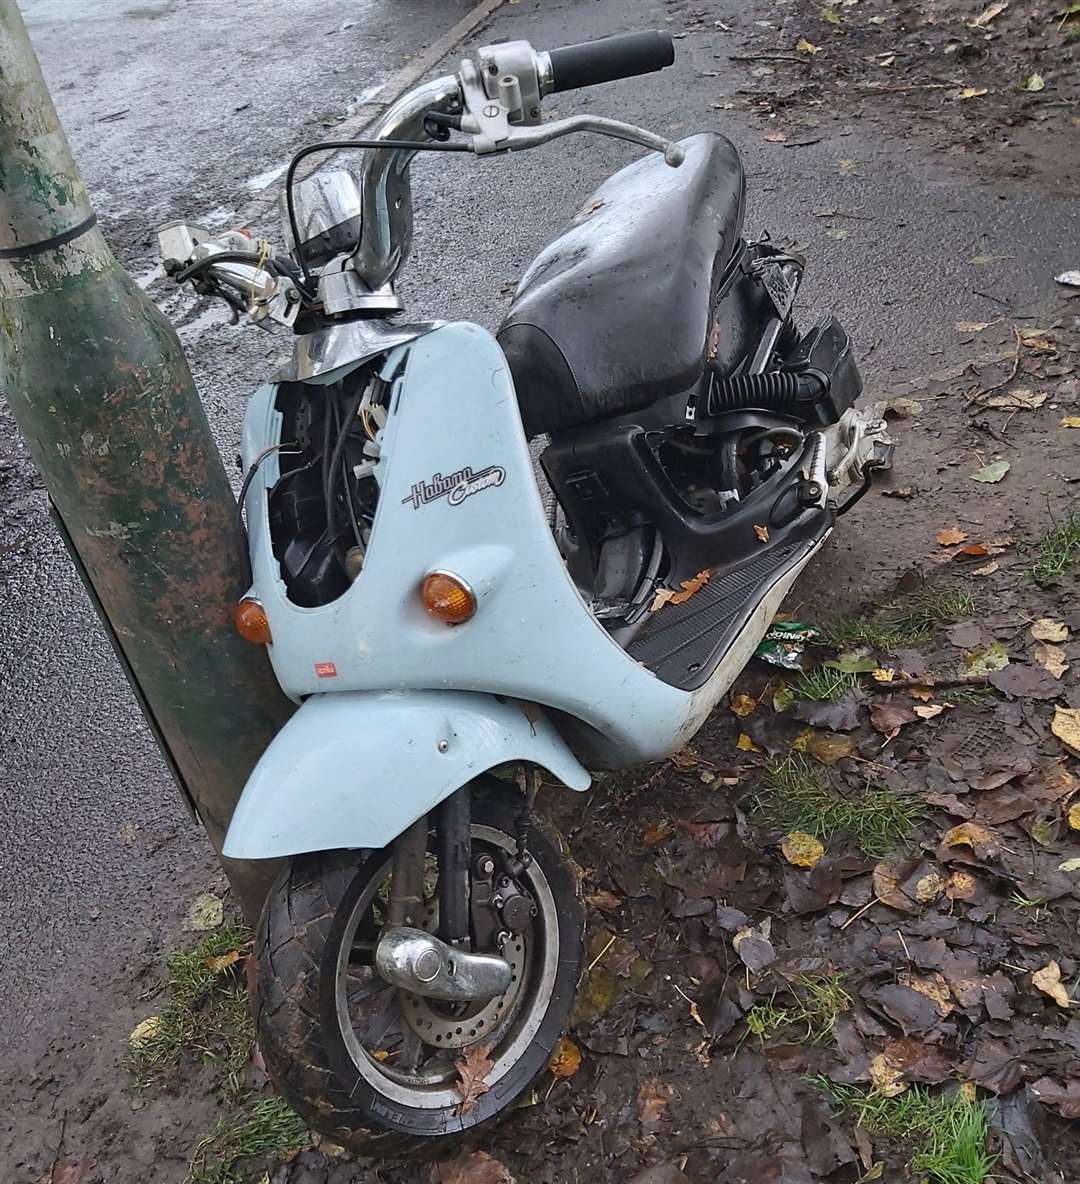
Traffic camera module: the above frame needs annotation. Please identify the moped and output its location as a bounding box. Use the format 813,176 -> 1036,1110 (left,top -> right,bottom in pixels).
158,29 -> 893,1154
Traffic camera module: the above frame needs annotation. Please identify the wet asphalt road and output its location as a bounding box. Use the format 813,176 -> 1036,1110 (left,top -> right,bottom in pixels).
2,0 -> 1079,1068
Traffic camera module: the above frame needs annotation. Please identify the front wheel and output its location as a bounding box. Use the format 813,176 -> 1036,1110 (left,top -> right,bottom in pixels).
253,780 -> 584,1158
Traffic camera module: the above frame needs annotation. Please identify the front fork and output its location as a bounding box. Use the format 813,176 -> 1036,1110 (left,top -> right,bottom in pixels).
376,773 -> 536,1002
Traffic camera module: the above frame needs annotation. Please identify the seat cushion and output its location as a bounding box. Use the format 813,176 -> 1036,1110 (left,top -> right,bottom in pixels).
498,132 -> 745,438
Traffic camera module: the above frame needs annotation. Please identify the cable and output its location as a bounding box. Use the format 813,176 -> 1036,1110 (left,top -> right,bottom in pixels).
325,384 -> 366,534
284,137 -> 471,283
237,441 -> 301,582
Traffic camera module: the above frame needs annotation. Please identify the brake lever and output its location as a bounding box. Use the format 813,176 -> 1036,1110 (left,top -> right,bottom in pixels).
478,114 -> 685,167
456,57 -> 682,167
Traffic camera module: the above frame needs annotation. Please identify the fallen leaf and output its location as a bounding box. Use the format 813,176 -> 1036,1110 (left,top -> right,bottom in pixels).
1020,72 -> 1045,92
972,560 -> 1000,576
988,662 -> 1062,700
969,0 -> 1008,27
1034,643 -> 1068,679
876,396 -> 921,418
1059,857 -> 1080,872
821,4 -> 842,24
438,1151 -> 515,1184
50,1158 -> 94,1184
970,460 -> 1010,484
1032,962 -> 1071,1008
882,486 -> 915,499
794,692 -> 864,732
914,704 -> 946,720
1069,803 -> 1080,831
732,922 -> 777,973
870,700 -> 918,734
873,860 -> 916,912
184,893 -> 223,932
838,158 -> 858,175
454,1043 -> 494,1114
877,53 -> 896,66
965,641 -> 1009,674
206,949 -> 243,974
676,818 -> 729,849
1061,415 -> 1080,428
129,1016 -> 161,1048
946,870 -> 979,900
796,37 -> 821,53
956,86 -> 988,99
1051,706 -> 1080,754
899,970 -> 953,1016
941,821 -> 1001,860
731,692 -> 758,718
548,1035 -> 582,1079
637,1078 -> 677,1128
643,821 -> 675,847
764,131 -> 788,143
915,870 -> 947,901
868,1051 -> 908,1096
956,320 -> 990,332
753,523 -> 770,542
806,730 -> 857,765
826,650 -> 879,674
736,732 -> 763,753
827,227 -> 850,240
585,889 -> 622,912
781,831 -> 825,868
976,388 -> 1048,411
873,668 -> 895,682
1028,1077 -> 1080,1120
651,569 -> 711,612
1031,618 -> 1069,642
937,526 -> 968,545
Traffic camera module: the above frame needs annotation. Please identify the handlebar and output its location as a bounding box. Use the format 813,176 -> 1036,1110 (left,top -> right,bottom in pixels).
545,30 -> 675,94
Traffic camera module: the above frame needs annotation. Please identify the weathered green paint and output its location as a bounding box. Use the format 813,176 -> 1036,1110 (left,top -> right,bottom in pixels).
0,0 -> 294,920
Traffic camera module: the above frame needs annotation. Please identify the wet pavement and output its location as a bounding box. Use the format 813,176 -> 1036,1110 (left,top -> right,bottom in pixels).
2,0 -> 1079,1104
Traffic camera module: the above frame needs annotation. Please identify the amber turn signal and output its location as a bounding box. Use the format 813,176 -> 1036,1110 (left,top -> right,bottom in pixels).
420,570 -> 476,624
234,598 -> 272,645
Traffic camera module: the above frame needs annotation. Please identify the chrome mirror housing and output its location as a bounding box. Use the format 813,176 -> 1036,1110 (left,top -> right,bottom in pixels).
282,168 -> 363,271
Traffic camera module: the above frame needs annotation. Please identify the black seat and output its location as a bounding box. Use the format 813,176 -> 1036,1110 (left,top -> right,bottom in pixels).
498,132 -> 746,439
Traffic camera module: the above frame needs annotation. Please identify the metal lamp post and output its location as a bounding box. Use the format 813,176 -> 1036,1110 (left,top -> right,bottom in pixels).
0,0 -> 293,920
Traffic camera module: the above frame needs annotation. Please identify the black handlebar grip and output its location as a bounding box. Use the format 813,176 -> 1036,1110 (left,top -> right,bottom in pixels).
546,30 -> 675,94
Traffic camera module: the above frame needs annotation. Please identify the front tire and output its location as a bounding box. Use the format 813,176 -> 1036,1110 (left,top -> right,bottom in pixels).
253,779 -> 583,1158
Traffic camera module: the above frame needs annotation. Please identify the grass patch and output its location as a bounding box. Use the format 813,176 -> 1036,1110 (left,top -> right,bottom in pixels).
792,667 -> 861,702
743,972 -> 852,1046
188,1095 -> 310,1184
939,684 -> 996,708
128,924 -> 255,1101
820,587 -> 977,652
753,755 -> 925,857
810,1079 -> 996,1184
1029,511 -> 1080,586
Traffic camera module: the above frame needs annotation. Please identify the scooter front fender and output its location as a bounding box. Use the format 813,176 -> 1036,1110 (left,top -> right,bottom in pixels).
222,690 -> 590,860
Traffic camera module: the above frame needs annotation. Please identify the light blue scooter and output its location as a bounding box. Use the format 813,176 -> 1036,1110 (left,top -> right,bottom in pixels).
159,29 -> 892,1154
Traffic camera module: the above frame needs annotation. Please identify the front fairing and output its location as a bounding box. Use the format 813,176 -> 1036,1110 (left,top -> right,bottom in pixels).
240,321 -> 704,764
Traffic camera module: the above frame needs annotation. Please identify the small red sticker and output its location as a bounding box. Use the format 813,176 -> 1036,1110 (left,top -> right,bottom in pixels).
314,661 -> 338,678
